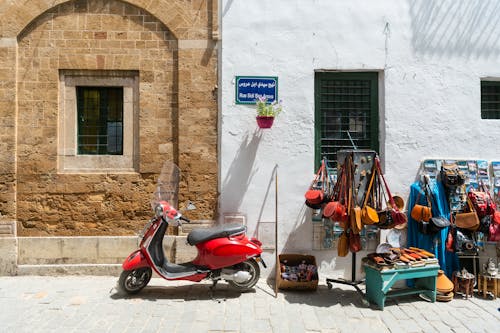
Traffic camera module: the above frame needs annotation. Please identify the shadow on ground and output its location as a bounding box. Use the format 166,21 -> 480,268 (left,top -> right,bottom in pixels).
109,283 -> 255,302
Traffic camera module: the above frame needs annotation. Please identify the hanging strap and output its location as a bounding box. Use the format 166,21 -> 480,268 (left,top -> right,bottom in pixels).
375,157 -> 400,212
465,196 -> 475,212
362,164 -> 376,208
309,161 -> 325,190
415,185 -> 432,209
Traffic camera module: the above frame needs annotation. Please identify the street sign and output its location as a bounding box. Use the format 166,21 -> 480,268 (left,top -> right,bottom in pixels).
235,76 -> 278,104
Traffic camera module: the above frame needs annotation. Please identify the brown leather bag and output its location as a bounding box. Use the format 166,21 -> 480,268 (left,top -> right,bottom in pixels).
337,231 -> 349,257
411,205 -> 432,222
349,232 -> 361,253
410,188 -> 432,222
454,198 -> 480,231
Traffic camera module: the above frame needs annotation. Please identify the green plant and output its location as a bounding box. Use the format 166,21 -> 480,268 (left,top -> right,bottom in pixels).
256,96 -> 283,117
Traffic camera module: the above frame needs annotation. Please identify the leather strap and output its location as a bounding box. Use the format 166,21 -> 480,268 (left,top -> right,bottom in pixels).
375,157 -> 399,212
362,164 -> 376,208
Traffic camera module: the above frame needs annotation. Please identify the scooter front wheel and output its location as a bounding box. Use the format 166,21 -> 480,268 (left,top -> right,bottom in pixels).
118,267 -> 152,295
227,258 -> 260,291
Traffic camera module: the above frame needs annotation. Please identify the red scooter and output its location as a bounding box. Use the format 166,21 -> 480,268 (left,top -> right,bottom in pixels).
118,162 -> 266,295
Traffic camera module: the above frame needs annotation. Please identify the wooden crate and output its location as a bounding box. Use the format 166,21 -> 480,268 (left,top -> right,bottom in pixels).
277,254 -> 318,291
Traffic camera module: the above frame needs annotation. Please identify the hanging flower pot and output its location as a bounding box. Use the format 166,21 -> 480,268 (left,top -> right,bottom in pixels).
255,96 -> 283,129
256,116 -> 274,129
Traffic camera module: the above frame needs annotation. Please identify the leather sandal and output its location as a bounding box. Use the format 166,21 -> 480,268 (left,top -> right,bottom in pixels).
367,253 -> 388,266
401,253 -> 416,262
409,247 -> 435,258
398,255 -> 410,263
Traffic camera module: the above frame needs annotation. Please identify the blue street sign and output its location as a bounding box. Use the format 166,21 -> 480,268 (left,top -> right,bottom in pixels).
235,76 -> 278,104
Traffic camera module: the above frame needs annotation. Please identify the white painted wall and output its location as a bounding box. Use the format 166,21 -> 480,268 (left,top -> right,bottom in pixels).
219,0 -> 500,278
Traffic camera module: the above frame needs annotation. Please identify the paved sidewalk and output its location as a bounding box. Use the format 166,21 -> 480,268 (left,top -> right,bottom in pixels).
0,275 -> 499,333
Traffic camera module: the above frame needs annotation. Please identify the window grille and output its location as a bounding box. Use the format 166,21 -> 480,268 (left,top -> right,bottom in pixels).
76,87 -> 123,155
315,72 -> 379,168
481,81 -> 500,119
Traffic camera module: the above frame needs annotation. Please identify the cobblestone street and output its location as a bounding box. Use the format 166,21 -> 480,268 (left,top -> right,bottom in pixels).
0,276 -> 499,332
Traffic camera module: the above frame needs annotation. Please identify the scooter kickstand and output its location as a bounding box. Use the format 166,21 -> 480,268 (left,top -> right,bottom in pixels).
210,279 -> 218,290
209,280 -> 225,303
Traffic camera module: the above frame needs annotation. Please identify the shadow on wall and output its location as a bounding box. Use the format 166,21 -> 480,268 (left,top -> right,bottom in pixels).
280,204 -> 310,254
221,130 -> 262,213
409,0 -> 500,59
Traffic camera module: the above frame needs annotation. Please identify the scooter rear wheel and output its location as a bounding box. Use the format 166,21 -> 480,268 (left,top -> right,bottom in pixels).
227,258 -> 260,291
118,267 -> 152,294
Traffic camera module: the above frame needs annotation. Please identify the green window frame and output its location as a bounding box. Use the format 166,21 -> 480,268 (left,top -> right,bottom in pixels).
76,86 -> 124,155
481,81 -> 500,119
314,72 -> 379,169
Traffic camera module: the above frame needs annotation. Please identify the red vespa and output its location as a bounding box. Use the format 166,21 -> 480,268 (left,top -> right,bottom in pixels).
118,162 -> 265,295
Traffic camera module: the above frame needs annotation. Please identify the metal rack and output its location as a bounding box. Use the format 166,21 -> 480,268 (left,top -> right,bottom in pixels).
325,149 -> 377,305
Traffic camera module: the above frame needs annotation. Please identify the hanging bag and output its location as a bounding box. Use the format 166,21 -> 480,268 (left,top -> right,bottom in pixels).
350,156 -> 363,234
323,162 -> 346,219
337,231 -> 349,257
305,161 -> 327,208
410,189 -> 432,222
361,164 -> 379,225
375,157 -> 407,227
374,166 -> 394,229
349,230 -> 362,253
454,197 -> 480,231
467,182 -> 496,218
488,211 -> 500,241
440,162 -> 465,188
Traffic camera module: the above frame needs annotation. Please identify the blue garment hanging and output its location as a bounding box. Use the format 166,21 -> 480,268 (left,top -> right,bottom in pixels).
407,179 -> 459,279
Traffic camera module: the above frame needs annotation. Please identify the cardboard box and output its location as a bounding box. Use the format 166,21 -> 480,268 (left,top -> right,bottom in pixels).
277,254 -> 318,291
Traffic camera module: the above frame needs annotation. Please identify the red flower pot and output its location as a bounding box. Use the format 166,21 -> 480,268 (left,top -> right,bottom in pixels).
256,116 -> 274,129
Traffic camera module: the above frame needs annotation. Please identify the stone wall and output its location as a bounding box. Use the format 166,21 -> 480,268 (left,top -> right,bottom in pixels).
0,0 -> 218,236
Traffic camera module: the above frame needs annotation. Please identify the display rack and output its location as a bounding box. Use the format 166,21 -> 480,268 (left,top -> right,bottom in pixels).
324,149 -> 377,304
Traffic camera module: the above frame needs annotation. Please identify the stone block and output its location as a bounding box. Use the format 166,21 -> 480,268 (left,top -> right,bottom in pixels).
0,220 -> 16,236
0,237 -> 17,275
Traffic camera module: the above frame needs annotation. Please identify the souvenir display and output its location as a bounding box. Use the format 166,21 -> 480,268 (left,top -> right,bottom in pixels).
308,155 -> 498,304
308,150 -> 402,252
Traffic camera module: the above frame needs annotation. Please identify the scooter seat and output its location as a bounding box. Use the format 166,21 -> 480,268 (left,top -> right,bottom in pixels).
187,223 -> 246,245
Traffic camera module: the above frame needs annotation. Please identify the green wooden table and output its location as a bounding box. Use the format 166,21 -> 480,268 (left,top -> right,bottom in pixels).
364,264 -> 439,310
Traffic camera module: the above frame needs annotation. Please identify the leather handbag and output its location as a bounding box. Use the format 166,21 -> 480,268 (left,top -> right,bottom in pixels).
337,231 -> 349,257
349,231 -> 361,253
454,198 -> 480,231
375,157 -> 407,226
467,183 -> 496,218
445,225 -> 456,252
440,162 -> 465,188
410,186 -> 432,222
324,162 -> 347,220
419,216 -> 450,235
305,160 -> 327,208
411,204 -> 432,222
488,211 -> 500,241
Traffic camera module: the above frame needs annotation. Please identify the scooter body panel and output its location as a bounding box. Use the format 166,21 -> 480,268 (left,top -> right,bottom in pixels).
192,235 -> 263,269
122,249 -> 149,271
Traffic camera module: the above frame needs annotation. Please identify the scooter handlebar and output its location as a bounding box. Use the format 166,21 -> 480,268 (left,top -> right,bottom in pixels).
180,216 -> 190,223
